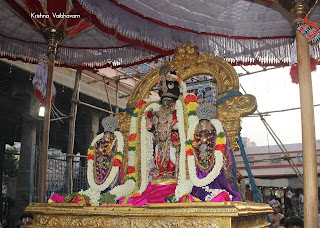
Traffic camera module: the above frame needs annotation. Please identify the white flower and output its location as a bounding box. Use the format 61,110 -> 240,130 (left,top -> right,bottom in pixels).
187,117 -> 199,140
188,150 -> 224,187
109,179 -> 136,200
175,179 -> 193,201
202,187 -> 232,202
90,133 -> 104,147
138,116 -> 153,194
79,188 -> 101,206
175,99 -> 187,182
129,116 -> 137,137
210,119 -> 223,133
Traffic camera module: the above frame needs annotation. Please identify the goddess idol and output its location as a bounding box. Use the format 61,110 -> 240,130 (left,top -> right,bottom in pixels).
80,116 -> 124,205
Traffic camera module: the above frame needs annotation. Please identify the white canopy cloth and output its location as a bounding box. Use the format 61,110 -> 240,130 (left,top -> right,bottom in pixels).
75,0 -> 320,66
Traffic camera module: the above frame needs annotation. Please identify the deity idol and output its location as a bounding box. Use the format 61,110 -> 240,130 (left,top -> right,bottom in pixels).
106,64 -> 189,204
107,64 -> 241,205
80,116 -> 124,205
178,103 -> 241,202
48,116 -> 124,205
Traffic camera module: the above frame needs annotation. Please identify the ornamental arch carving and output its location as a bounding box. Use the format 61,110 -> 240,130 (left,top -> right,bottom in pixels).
117,44 -> 257,152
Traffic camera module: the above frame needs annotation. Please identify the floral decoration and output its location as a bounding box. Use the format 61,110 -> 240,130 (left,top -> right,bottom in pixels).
202,186 -> 232,201
174,179 -> 194,200
127,99 -> 159,192
109,179 -> 136,200
86,131 -> 124,193
175,98 -> 187,182
78,188 -> 101,206
184,94 -> 197,104
186,118 -> 226,187
184,94 -> 198,117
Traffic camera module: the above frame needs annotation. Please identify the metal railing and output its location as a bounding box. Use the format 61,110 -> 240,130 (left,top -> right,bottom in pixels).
32,145 -> 88,202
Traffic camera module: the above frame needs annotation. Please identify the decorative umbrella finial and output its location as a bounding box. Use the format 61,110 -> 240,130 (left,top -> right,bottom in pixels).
278,0 -> 317,18
41,27 -> 67,54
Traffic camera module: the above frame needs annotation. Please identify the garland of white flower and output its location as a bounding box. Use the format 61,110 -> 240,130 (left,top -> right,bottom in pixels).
138,115 -> 154,194
136,99 -> 187,193
187,118 -> 225,187
109,179 -> 136,200
202,186 -> 232,202
175,99 -> 187,182
108,115 -> 138,200
87,131 -> 124,192
174,114 -> 199,200
136,102 -> 160,193
78,188 -> 101,206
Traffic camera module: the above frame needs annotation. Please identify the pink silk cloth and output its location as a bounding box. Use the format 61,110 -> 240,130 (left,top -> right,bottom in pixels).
49,193 -> 66,203
177,191 -> 231,203
209,191 -> 232,202
48,193 -> 89,204
123,183 -> 231,206
124,183 -> 178,206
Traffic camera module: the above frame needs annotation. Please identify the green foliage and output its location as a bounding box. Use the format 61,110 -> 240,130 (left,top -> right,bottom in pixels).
4,147 -> 19,177
164,194 -> 177,203
99,192 -> 117,205
63,193 -> 90,203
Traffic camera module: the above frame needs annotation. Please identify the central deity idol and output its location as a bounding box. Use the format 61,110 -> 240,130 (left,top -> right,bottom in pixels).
106,64 -> 241,206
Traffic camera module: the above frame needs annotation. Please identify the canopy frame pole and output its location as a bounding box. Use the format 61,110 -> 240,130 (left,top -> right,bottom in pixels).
277,0 -> 318,226
296,30 -> 318,227
39,27 -> 66,203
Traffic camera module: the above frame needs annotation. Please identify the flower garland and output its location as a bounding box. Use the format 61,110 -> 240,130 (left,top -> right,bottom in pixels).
127,93 -> 197,195
179,94 -> 198,181
87,131 -> 124,192
174,179 -> 193,200
186,118 -> 226,187
202,186 -> 232,202
78,188 -> 100,206
138,115 -> 154,194
176,98 -> 188,182
109,179 -> 136,200
127,100 -> 159,193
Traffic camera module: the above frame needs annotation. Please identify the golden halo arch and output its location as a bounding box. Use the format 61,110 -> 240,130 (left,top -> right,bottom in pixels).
117,44 -> 257,152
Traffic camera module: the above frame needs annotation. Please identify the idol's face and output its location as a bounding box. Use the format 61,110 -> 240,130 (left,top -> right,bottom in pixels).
158,80 -> 180,101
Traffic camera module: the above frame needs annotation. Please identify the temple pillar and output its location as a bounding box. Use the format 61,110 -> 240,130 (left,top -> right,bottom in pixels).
12,93 -> 39,221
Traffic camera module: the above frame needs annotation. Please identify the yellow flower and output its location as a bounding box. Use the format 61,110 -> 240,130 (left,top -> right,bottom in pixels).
133,108 -> 140,114
87,149 -> 94,155
129,140 -> 136,147
128,173 -> 136,178
186,144 -> 193,151
216,137 -> 226,145
114,155 -> 123,162
186,102 -> 198,113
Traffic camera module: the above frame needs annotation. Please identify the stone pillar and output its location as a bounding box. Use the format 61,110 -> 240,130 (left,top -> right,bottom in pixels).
12,93 -> 38,221
92,115 -> 99,139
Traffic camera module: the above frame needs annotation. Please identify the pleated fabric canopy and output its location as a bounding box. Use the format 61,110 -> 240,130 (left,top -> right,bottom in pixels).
73,0 -> 320,67
0,0 -> 319,68
0,0 -> 163,69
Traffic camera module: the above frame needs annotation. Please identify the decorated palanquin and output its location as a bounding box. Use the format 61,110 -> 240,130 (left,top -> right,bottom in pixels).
26,44 -> 272,227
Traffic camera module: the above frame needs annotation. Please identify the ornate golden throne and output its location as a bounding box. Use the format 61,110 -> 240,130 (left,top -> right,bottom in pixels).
26,44 -> 271,227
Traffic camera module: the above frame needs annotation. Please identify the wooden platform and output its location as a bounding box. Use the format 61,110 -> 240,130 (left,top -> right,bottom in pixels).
25,201 -> 272,227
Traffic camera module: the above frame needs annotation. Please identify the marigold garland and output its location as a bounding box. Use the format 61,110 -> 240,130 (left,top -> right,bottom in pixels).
127,166 -> 135,173
184,94 -> 197,104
